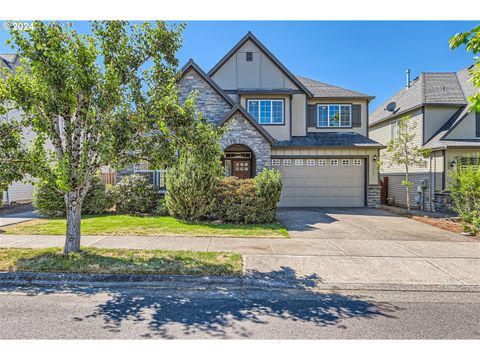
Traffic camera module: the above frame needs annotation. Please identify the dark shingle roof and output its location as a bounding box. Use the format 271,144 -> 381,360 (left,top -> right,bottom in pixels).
296,75 -> 374,99
0,54 -> 20,72
273,132 -> 384,148
370,71 -> 468,126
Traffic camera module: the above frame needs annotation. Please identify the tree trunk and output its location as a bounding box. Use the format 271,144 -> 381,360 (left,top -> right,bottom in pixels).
405,166 -> 410,215
64,192 -> 83,254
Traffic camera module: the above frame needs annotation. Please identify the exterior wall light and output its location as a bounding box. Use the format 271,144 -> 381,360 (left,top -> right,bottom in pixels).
450,160 -> 456,168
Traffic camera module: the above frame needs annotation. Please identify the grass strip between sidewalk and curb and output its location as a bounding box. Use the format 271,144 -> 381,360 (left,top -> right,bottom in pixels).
1,215 -> 289,238
0,247 -> 243,276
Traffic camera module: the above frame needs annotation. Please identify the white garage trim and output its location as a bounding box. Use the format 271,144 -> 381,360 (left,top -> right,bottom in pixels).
272,155 -> 368,207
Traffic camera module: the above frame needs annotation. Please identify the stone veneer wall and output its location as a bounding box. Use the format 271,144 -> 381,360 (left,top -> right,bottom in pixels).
367,185 -> 381,208
177,68 -> 232,125
433,192 -> 457,214
220,112 -> 271,174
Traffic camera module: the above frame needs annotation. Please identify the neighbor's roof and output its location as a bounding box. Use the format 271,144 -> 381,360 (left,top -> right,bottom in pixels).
370,71 -> 468,126
296,75 -> 375,100
0,54 -> 21,72
273,132 -> 384,148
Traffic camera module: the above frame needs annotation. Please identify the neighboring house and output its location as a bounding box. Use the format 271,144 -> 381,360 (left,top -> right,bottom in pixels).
177,32 -> 383,207
1,54 -> 35,204
369,67 -> 480,212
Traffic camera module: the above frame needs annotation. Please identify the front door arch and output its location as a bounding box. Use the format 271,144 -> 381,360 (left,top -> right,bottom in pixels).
222,144 -> 254,179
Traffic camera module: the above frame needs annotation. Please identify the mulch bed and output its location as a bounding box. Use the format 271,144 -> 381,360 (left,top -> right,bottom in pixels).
411,216 -> 480,240
0,202 -> 34,216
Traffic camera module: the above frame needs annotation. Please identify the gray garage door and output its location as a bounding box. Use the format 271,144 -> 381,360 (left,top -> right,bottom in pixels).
273,158 -> 365,207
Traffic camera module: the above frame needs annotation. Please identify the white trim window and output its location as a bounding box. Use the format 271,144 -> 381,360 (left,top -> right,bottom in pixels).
341,159 -> 351,166
306,159 -> 316,166
318,159 -> 327,166
391,120 -> 400,139
317,104 -> 351,127
353,159 -> 362,166
283,159 -> 291,166
330,159 -> 339,166
247,99 -> 284,125
271,159 -> 280,166
295,159 -> 304,166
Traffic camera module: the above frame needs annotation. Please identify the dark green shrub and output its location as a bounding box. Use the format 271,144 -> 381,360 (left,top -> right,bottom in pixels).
105,184 -> 117,211
255,168 -> 282,222
33,175 -> 110,217
154,197 -> 169,216
449,163 -> 480,235
165,156 -> 221,221
115,174 -> 159,214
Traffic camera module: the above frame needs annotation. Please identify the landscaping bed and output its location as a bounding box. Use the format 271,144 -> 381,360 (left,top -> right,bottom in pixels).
411,216 -> 479,238
0,247 -> 242,276
0,214 -> 288,238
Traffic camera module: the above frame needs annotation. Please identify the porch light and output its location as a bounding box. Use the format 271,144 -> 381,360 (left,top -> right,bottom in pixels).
372,155 -> 378,162
450,160 -> 456,168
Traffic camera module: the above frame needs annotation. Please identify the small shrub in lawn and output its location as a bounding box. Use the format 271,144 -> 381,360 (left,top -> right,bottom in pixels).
33,175 -> 110,217
165,156 -> 221,221
255,168 -> 282,222
115,174 -> 159,214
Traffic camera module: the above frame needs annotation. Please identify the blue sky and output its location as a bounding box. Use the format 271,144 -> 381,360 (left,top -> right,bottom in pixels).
1,21 -> 477,111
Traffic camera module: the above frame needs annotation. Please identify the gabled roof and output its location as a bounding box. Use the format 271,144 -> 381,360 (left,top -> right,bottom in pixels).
370,71 -> 468,126
218,105 -> 274,143
296,75 -> 374,100
0,54 -> 21,73
207,32 -> 314,97
177,58 -> 236,107
273,132 -> 384,148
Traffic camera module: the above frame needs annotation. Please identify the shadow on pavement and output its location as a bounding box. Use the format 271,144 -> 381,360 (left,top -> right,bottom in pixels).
0,267 -> 402,339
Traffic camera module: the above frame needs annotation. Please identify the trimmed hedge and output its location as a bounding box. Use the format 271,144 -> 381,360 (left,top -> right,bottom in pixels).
115,174 -> 160,214
214,169 -> 282,224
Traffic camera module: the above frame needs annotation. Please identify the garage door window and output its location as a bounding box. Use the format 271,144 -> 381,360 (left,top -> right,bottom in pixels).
306,159 -> 316,166
341,159 -> 351,166
295,159 -> 304,166
318,159 -> 327,166
283,159 -> 291,166
353,159 -> 362,166
330,159 -> 339,166
272,159 -> 280,166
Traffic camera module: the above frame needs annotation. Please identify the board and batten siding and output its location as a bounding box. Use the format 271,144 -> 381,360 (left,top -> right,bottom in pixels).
306,99 -> 368,137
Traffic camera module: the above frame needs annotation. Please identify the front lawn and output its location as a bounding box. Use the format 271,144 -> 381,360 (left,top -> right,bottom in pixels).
0,247 -> 242,276
1,214 -> 289,238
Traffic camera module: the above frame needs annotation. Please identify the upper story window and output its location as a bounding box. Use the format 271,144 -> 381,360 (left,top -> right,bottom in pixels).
246,52 -> 253,62
317,104 -> 351,127
391,120 -> 400,139
247,99 -> 284,125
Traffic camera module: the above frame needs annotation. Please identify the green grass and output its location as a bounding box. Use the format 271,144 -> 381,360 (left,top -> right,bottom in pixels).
0,247 -> 242,276
1,214 -> 289,238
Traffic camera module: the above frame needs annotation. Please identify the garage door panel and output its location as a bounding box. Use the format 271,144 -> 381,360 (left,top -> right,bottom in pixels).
274,157 -> 365,207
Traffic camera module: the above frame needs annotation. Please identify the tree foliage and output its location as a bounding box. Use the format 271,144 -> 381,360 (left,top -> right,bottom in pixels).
0,21 -> 212,253
450,25 -> 480,112
381,115 -> 431,212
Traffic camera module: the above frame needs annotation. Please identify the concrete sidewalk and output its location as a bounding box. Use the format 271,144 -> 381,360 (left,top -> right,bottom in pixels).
0,211 -> 40,227
0,233 -> 479,288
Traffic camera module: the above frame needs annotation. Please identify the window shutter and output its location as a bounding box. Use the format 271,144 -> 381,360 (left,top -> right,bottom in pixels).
307,105 -> 317,127
352,104 -> 362,127
476,112 -> 480,137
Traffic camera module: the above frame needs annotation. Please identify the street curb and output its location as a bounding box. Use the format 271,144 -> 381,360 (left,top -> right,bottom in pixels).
1,271 -> 479,293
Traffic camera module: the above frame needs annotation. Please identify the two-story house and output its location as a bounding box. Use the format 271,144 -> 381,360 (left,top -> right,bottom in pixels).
369,67 -> 480,212
178,32 -> 383,207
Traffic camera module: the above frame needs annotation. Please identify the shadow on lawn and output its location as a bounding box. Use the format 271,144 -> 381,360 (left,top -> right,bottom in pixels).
0,266 -> 402,339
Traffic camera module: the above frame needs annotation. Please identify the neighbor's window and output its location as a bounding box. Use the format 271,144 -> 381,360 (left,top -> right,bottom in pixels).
246,52 -> 253,62
247,100 -> 284,124
391,120 -> 400,139
317,104 -> 351,127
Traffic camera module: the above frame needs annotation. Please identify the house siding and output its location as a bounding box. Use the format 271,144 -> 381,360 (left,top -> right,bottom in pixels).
446,111 -> 480,140
423,105 -> 460,143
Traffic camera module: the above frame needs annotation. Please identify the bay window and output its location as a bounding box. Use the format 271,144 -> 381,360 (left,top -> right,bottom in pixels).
317,104 -> 352,127
247,99 -> 284,124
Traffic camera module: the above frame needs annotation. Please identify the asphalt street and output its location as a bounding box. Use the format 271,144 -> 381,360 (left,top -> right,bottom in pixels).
1,285 -> 479,339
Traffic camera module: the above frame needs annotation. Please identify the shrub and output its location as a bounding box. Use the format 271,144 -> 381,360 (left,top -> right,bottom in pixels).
33,175 -> 110,217
104,184 -> 117,212
449,164 -> 480,235
115,174 -> 159,214
255,168 -> 282,222
214,170 -> 282,224
165,156 -> 221,221
155,197 -> 169,216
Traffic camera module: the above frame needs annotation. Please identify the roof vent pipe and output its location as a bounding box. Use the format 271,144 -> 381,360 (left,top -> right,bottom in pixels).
406,68 -> 411,88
